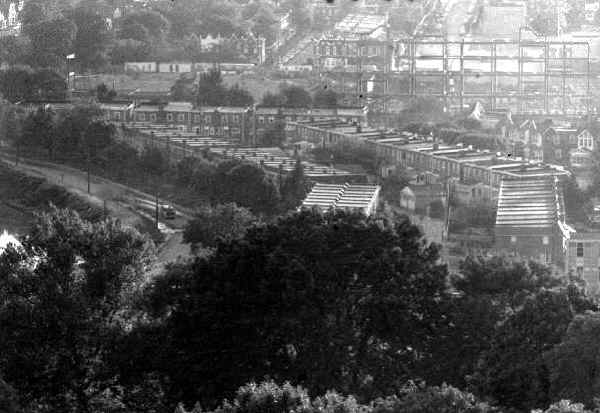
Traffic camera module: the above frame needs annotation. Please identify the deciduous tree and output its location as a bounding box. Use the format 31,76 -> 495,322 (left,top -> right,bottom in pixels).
67,6 -> 111,70
0,207 -> 153,412
470,289 -> 593,411
545,312 -> 600,408
183,203 -> 257,252
140,210 -> 450,406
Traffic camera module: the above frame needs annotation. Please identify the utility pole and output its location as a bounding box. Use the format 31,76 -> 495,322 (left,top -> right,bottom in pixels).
155,191 -> 160,229
444,177 -> 452,242
87,151 -> 91,194
82,130 -> 90,194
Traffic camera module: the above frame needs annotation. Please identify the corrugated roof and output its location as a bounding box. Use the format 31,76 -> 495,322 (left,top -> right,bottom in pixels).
302,183 -> 380,213
495,178 -> 562,228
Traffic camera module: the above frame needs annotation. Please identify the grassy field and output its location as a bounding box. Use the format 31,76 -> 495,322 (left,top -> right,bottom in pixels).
223,73 -> 314,102
75,73 -> 178,94
78,71 -> 315,103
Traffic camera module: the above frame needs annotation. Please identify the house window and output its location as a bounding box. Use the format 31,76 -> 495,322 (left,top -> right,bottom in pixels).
259,116 -> 265,124
114,112 -> 121,120
150,114 -> 157,122
138,113 -> 146,121
510,236 -> 517,243
178,114 -> 185,122
577,266 -> 584,277
204,116 -> 211,123
577,242 -> 584,257
555,149 -> 562,159
268,116 -> 275,123
194,114 -> 202,122
542,236 -> 549,245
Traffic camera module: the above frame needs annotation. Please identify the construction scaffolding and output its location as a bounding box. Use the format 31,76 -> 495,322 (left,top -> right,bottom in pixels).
317,37 -> 594,115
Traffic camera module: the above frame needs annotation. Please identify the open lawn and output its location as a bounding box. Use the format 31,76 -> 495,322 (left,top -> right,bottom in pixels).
77,71 -> 316,103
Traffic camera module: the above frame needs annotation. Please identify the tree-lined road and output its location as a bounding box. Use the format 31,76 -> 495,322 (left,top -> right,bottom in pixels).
0,152 -> 193,273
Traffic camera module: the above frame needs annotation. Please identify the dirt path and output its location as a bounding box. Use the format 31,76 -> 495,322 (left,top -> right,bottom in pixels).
0,154 -> 192,273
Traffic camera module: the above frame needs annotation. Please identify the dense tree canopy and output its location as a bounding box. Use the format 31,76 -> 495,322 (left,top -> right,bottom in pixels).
118,10 -> 170,41
196,69 -> 254,107
261,86 -> 313,108
183,203 -> 257,252
470,288 -> 593,411
26,17 -> 77,68
313,88 -> 338,108
0,67 -> 67,103
0,207 -> 153,412
425,257 -> 565,390
66,6 -> 111,70
544,312 -> 600,408
139,209 -> 450,406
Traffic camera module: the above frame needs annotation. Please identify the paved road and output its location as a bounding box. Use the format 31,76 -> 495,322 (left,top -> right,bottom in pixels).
0,153 -> 193,274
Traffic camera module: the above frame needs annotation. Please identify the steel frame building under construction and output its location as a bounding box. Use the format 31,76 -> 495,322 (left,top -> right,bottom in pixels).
316,37 -> 593,115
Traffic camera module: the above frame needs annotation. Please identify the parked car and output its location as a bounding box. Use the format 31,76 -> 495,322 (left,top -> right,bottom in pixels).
161,204 -> 176,219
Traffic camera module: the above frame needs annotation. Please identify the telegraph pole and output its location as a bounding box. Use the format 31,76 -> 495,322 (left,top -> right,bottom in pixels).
86,147 -> 91,194
155,190 -> 160,229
